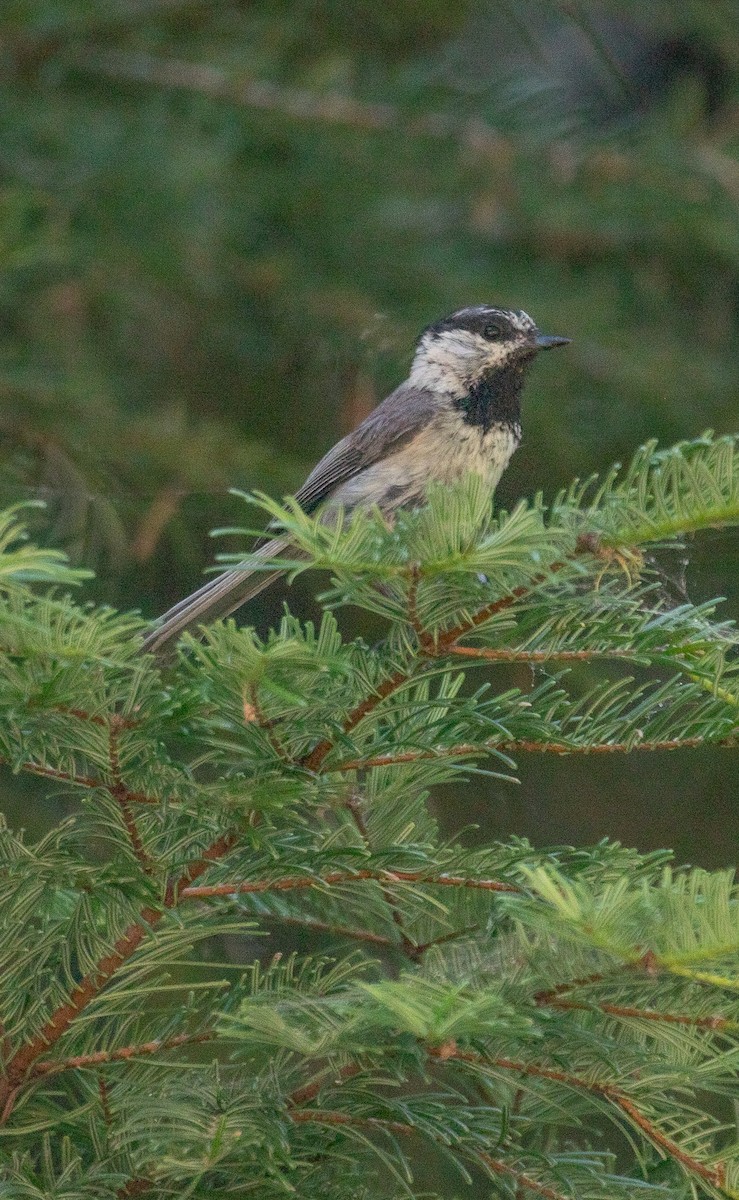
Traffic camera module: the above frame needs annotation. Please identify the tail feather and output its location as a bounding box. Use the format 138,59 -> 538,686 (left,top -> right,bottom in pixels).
141,536 -> 297,655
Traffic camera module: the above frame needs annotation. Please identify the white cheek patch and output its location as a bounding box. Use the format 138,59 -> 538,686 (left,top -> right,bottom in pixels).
409,330 -> 513,395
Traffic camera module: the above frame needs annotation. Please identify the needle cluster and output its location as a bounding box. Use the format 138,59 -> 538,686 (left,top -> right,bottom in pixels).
0,435 -> 738,1199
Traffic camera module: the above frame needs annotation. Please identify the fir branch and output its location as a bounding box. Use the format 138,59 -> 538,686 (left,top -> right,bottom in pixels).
344,791 -> 417,961
616,1096 -> 726,1188
536,993 -> 738,1031
303,559 -> 567,773
476,1153 -> 570,1200
409,925 -> 480,958
0,504 -> 91,589
303,667 -> 419,772
288,1105 -> 415,1137
330,733 -> 735,772
446,644 -> 637,662
495,736 -> 730,755
179,869 -> 521,900
532,971 -> 615,998
430,575 -> 564,649
669,964 -> 739,991
244,681 -> 293,764
428,1046 -> 727,1190
48,706 -> 139,730
0,755 -> 161,803
301,541 -> 637,774
331,746 -> 493,772
0,440 -> 737,1194
288,1106 -> 572,1200
0,831 -> 238,1121
287,1063 -> 364,1107
0,757 -> 107,790
32,1031 -> 217,1078
108,714 -> 153,871
257,913 -> 398,949
97,1074 -> 113,1127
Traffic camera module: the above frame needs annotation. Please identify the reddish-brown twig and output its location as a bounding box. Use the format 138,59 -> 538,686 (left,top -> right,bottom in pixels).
32,1031 -> 217,1078
428,1045 -> 726,1189
344,792 -> 418,959
287,1106 -> 570,1200
180,868 -> 520,900
537,994 -> 736,1031
0,832 -> 237,1122
108,715 -> 153,870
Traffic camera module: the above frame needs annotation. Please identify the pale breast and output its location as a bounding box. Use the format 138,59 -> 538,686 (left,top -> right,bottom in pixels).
329,413 -> 520,512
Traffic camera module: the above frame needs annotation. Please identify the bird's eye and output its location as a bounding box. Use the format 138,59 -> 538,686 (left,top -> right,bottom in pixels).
483,322 -> 504,340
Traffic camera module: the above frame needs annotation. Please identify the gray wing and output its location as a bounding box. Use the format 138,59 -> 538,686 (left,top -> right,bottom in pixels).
294,383 -> 439,514
141,383 -> 439,655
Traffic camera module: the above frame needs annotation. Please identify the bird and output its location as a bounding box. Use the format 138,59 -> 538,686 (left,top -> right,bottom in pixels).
141,305 -> 570,654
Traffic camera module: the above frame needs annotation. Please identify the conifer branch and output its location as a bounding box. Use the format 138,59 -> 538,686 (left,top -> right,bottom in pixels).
303,566 -> 563,772
244,682 -> 293,763
428,1046 -> 727,1189
447,644 -> 637,662
296,1034 -> 711,1182
0,442 -> 736,1193
406,563 -> 423,640
305,550 -> 603,773
257,913 -> 398,948
477,1153 -> 570,1200
288,1106 -> 415,1136
32,1031 -> 217,1078
408,925 -> 480,957
288,1106 -> 572,1200
287,1063 -> 364,1107
330,733 -> 736,772
536,993 -> 738,1031
534,972 -> 613,998
0,755 -> 161,803
433,576 -> 562,647
496,737 -> 730,755
0,831 -> 238,1120
179,869 -> 520,899
615,1096 -> 726,1186
331,746 -> 489,772
669,964 -> 739,990
49,706 -> 139,730
0,757 -> 106,791
344,792 -> 418,960
108,714 -> 153,870
0,914 -> 156,1111
114,793 -> 152,863
97,1074 -> 113,1126
303,668 -> 419,772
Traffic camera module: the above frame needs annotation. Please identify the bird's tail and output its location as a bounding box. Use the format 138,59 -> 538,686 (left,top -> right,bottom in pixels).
140,536 -> 298,656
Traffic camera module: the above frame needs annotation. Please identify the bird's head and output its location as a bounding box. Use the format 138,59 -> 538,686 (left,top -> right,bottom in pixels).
409,305 -> 570,396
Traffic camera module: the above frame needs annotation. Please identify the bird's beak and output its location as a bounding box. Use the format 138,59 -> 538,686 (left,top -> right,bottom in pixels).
535,333 -> 572,350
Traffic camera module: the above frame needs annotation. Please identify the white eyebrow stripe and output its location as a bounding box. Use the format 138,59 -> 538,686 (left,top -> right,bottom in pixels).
445,306 -> 537,334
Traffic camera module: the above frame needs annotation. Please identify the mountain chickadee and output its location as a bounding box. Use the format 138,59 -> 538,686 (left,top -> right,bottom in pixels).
142,305 -> 570,654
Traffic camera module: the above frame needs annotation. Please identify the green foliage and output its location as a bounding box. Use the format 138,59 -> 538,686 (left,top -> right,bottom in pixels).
0,503 -> 90,590
1,0 -> 738,602
0,436 -> 737,1197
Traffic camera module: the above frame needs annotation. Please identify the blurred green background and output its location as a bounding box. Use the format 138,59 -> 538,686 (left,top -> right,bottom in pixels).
1,0 -> 737,863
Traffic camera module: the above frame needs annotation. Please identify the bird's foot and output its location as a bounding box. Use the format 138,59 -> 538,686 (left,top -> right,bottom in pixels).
576,532 -> 645,590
